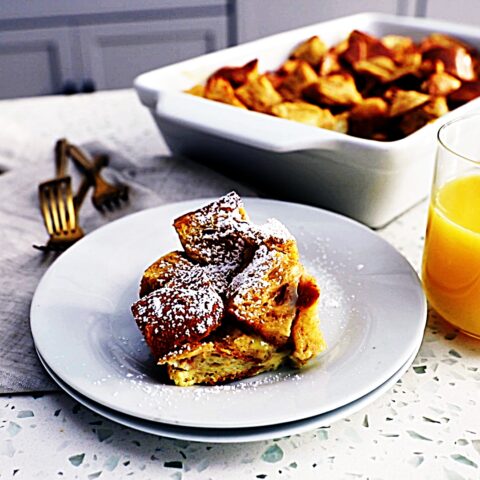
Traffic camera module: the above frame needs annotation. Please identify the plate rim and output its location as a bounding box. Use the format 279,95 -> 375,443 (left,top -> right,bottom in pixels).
30,197 -> 427,428
36,340 -> 421,443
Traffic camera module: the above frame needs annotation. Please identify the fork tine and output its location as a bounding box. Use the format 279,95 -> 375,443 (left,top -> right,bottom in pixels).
56,181 -> 68,232
48,185 -> 61,234
38,174 -> 84,252
65,183 -> 77,231
39,186 -> 54,235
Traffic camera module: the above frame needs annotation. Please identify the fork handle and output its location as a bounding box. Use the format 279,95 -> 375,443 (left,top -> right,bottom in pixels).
68,144 -> 97,178
74,155 -> 108,210
69,145 -> 111,185
55,139 -> 68,177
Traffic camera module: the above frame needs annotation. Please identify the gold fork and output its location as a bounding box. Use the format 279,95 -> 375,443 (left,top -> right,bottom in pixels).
68,144 -> 129,211
37,177 -> 84,251
35,139 -> 84,251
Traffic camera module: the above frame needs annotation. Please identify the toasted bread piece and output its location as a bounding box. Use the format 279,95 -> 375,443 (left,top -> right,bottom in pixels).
449,80 -> 480,104
399,97 -> 449,136
422,46 -> 475,81
420,33 -> 473,53
332,112 -> 349,134
277,61 -> 318,100
386,89 -> 430,117
421,71 -> 461,96
382,35 -> 415,55
342,30 -> 394,65
211,59 -> 259,88
163,327 -> 288,386
271,101 -> 335,128
173,192 -> 254,292
350,97 -> 389,119
235,75 -> 282,113
185,84 -> 205,97
139,251 -> 194,297
290,273 -> 326,366
349,97 -> 389,139
354,55 -> 419,83
140,250 -> 235,298
132,273 -> 223,360
205,76 -> 247,108
304,74 -> 363,107
174,192 -> 248,262
291,36 -> 327,66
227,243 -> 302,347
249,218 -> 296,252
319,50 -> 343,76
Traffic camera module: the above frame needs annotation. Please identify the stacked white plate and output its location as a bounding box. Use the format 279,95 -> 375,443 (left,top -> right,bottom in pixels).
30,198 -> 427,443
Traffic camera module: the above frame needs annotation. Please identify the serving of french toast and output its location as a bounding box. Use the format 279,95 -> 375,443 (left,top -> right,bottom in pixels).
131,192 -> 326,386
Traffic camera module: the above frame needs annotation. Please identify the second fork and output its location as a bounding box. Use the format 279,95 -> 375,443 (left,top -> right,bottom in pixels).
68,144 -> 129,211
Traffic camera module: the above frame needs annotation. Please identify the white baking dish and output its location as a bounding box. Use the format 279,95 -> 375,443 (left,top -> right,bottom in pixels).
134,13 -> 480,228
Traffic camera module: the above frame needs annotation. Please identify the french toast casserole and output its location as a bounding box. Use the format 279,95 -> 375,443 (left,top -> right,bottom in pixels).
185,31 -> 480,141
131,192 -> 326,386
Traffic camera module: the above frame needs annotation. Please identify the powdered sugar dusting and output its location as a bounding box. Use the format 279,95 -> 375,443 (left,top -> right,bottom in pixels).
228,244 -> 276,297
254,218 -> 294,245
131,276 -> 224,358
174,192 -> 296,296
178,191 -> 249,264
136,285 -> 221,333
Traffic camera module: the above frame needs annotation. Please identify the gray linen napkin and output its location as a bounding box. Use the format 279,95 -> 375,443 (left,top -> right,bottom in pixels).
0,138 -> 257,394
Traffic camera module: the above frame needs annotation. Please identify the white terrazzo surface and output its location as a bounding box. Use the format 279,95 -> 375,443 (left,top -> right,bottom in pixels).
1,91 -> 480,480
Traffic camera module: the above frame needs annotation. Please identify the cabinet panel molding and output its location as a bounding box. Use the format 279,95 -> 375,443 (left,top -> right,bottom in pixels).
233,0 -> 402,44
78,17 -> 228,91
0,27 -> 73,99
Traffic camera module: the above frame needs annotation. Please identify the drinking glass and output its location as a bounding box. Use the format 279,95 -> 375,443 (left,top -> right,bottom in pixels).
422,114 -> 480,338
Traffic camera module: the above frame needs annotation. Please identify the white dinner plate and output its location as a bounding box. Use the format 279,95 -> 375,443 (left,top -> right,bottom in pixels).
37,342 -> 420,443
31,198 -> 427,428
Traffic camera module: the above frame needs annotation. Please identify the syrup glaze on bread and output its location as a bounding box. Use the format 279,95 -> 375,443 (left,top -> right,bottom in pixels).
131,192 -> 326,386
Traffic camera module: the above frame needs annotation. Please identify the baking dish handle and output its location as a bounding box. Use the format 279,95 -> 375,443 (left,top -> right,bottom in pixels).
155,93 -> 345,153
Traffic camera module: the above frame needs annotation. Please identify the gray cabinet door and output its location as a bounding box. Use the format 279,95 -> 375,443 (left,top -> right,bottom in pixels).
424,0 -> 480,27
233,0 -> 406,44
0,27 -> 74,99
78,17 -> 228,91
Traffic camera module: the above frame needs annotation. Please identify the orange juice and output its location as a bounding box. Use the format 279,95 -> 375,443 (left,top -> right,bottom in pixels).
422,174 -> 480,337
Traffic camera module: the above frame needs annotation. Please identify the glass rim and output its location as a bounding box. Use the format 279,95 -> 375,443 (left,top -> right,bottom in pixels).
437,113 -> 480,166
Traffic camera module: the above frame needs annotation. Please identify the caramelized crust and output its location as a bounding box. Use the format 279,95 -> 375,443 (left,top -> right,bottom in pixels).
290,35 -> 327,66
277,61 -> 318,100
386,89 -> 430,117
235,75 -> 283,113
227,242 -> 302,347
173,192 -> 256,294
174,192 -> 249,262
139,250 -> 194,297
204,76 -> 247,108
132,274 -> 223,359
290,274 -> 326,366
304,74 -> 363,107
210,59 -> 259,88
271,101 -> 336,129
342,30 -> 394,65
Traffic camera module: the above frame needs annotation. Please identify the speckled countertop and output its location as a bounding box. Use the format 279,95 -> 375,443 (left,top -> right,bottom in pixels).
1,91 -> 480,480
